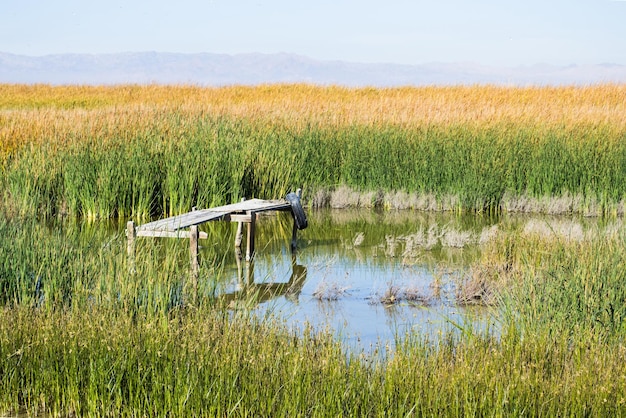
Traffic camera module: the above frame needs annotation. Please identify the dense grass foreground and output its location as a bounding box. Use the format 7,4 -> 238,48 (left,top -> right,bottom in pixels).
3,304 -> 626,417
1,84 -> 626,218
2,214 -> 626,415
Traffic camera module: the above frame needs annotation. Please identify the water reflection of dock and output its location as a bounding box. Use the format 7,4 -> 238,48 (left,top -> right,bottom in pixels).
219,253 -> 308,307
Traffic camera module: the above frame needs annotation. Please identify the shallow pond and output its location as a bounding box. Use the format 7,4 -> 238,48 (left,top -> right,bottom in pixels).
186,208 -> 610,352
194,210 -> 610,350
52,208 -> 619,352
205,210 -> 492,350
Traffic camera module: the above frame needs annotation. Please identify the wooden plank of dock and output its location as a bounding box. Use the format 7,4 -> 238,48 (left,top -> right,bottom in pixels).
136,198 -> 291,235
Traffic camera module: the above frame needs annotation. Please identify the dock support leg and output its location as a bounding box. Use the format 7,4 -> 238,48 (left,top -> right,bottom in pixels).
246,211 -> 256,261
234,198 -> 246,248
126,221 -> 135,255
235,222 -> 243,248
235,248 -> 254,287
189,225 -> 199,301
126,221 -> 136,272
245,259 -> 254,286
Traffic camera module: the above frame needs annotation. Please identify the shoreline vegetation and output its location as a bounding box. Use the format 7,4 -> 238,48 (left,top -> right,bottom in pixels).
2,84 -> 626,416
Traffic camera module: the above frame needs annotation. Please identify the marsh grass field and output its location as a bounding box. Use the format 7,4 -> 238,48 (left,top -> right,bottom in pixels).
2,84 -> 626,416
2,84 -> 626,218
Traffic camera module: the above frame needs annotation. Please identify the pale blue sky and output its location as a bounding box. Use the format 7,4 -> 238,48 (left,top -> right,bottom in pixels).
1,0 -> 625,66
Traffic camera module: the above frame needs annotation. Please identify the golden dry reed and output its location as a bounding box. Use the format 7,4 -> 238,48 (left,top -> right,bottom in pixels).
2,83 -> 625,128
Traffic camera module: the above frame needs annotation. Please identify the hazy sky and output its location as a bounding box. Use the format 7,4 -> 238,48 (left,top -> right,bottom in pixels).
1,0 -> 625,66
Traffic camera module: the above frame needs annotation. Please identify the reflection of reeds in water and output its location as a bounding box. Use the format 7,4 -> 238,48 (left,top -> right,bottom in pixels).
478,225 -> 499,245
522,218 -> 585,241
352,232 -> 365,247
340,232 -> 365,250
520,218 -> 624,242
370,224 -> 501,263
385,235 -> 398,257
406,224 -> 440,251
440,227 -> 474,248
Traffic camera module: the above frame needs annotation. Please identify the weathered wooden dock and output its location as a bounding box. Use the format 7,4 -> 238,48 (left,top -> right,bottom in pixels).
126,191 -> 307,284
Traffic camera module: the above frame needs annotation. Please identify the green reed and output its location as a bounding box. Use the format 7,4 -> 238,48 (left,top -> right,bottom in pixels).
3,113 -> 626,219
500,232 -> 626,339
3,85 -> 626,415
2,295 -> 626,416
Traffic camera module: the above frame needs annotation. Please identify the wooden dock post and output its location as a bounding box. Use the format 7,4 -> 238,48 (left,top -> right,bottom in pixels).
235,247 -> 244,289
127,221 -> 136,256
246,211 -> 256,261
234,198 -> 246,248
190,225 -> 199,277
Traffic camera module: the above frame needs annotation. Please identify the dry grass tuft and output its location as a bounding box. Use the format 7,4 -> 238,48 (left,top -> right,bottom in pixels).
379,284 -> 402,305
455,260 -> 517,306
522,219 -> 586,242
329,186 -> 362,209
313,281 -> 351,301
310,188 -> 331,209
371,282 -> 432,306
403,286 -> 432,305
455,269 -> 499,306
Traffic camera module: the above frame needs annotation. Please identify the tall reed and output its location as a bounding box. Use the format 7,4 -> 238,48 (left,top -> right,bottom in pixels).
4,118 -> 626,218
2,84 -> 625,218
3,84 -> 626,416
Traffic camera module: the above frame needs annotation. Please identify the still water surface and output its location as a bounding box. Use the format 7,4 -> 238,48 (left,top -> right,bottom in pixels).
199,208 -> 616,351
201,209 -> 501,351
85,209 -> 612,352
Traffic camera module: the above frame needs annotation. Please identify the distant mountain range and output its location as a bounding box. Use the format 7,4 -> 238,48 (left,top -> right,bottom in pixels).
1,51 -> 625,86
